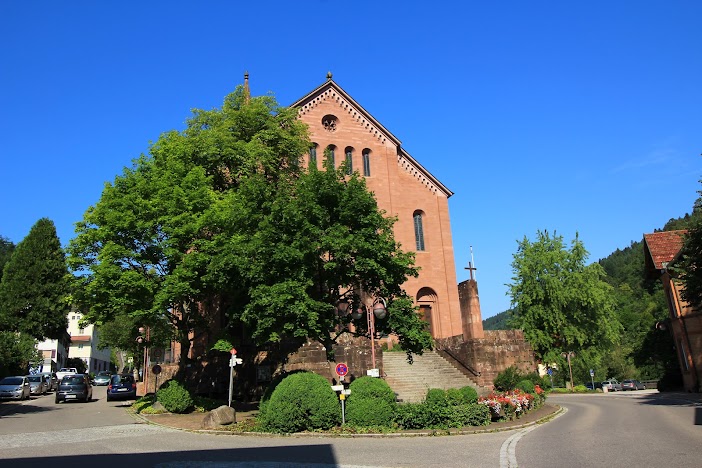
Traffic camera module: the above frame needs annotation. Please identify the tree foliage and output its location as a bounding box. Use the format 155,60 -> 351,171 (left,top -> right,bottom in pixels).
0,236 -> 15,283
0,331 -> 40,378
508,230 -> 622,362
68,85 -> 431,367
671,182 -> 702,306
0,218 -> 70,340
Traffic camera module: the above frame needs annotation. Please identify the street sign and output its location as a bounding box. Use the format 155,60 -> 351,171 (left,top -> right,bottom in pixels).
547,368 -> 553,376
335,363 -> 348,377
331,385 -> 344,392
151,364 -> 162,375
230,347 -> 237,355
230,356 -> 243,367
589,369 -> 594,377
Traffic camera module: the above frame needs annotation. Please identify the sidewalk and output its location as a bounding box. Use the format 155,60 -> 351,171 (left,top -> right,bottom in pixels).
133,403 -> 562,436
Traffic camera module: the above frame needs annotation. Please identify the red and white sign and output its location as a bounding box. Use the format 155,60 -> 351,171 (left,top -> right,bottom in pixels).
335,363 -> 349,377
230,348 -> 237,355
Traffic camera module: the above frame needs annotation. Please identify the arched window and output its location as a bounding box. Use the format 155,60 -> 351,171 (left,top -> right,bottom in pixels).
345,147 -> 354,175
309,144 -> 318,166
362,149 -> 371,176
413,211 -> 426,251
326,145 -> 336,168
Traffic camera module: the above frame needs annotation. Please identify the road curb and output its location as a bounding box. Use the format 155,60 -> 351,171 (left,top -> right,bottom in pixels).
127,404 -> 565,438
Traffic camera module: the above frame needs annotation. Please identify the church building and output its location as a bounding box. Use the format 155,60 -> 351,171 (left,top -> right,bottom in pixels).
290,73 -> 465,339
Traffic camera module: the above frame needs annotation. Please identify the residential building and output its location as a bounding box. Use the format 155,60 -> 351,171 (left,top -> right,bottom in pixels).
644,230 -> 702,392
66,311 -> 112,373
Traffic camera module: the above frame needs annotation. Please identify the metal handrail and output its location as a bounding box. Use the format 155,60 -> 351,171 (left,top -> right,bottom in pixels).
437,348 -> 481,377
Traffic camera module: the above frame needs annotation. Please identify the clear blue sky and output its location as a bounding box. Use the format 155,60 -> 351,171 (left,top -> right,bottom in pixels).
1,1 -> 700,319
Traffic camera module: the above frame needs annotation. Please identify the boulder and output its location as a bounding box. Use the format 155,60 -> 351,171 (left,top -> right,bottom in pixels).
201,405 -> 236,429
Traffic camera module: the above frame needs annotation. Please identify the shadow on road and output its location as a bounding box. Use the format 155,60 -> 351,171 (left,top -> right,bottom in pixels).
0,402 -> 58,418
0,444 -> 338,468
632,392 -> 702,426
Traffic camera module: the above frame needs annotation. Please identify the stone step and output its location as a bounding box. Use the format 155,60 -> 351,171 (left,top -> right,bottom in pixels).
382,350 -> 484,403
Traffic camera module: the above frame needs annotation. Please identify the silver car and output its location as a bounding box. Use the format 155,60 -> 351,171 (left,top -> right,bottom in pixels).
0,376 -> 31,400
27,375 -> 49,395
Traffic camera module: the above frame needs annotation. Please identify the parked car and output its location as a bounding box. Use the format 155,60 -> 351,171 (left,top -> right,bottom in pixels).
585,382 -> 596,390
40,372 -> 59,392
0,376 -> 31,400
621,379 -> 646,391
601,379 -> 622,391
106,374 -> 137,401
55,374 -> 92,403
27,375 -> 48,395
55,367 -> 78,381
93,371 -> 112,386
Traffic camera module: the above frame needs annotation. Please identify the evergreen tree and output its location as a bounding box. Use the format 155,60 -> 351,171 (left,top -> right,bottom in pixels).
0,236 -> 15,282
0,218 -> 70,340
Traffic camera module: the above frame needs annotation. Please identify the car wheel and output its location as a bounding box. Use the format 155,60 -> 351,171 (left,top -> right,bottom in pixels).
55,397 -> 60,404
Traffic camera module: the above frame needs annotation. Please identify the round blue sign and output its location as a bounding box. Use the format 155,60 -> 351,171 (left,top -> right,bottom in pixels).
335,363 -> 348,376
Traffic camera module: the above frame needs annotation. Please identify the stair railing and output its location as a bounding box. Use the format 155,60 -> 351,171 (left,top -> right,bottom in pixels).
437,348 -> 481,377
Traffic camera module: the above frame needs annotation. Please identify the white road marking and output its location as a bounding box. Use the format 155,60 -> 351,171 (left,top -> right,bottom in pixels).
499,407 -> 568,468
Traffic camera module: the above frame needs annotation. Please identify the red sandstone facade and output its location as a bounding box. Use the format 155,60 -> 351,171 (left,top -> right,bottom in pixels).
291,76 -> 463,339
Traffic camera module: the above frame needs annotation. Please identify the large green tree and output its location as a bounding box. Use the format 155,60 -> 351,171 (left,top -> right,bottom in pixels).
0,218 -> 70,340
68,86 -> 431,369
0,236 -> 15,282
219,156 -> 432,355
508,230 -> 622,364
671,183 -> 702,306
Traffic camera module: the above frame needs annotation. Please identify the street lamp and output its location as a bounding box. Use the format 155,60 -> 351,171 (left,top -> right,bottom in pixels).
561,351 -> 575,392
346,297 -> 387,376
136,326 -> 150,394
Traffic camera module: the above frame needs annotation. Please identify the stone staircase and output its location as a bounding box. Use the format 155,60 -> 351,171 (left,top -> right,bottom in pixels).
382,350 -> 486,403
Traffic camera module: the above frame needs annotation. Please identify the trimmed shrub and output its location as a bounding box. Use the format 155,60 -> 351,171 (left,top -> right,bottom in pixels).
425,388 -> 448,407
493,366 -> 522,392
459,385 -> 478,404
258,370 -> 305,416
393,403 -> 433,429
156,380 -> 193,414
346,376 -> 396,427
259,372 -> 340,433
446,388 -> 464,406
449,404 -> 491,427
515,379 -> 536,394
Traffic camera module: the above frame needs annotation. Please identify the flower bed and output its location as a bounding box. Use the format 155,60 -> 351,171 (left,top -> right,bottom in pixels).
478,388 -> 543,421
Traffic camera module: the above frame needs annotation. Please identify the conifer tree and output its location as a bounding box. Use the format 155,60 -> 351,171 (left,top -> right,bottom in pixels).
0,218 -> 70,340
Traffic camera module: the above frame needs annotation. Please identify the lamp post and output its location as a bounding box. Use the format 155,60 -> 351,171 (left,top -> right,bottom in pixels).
348,297 -> 387,375
561,351 -> 575,392
136,326 -> 150,394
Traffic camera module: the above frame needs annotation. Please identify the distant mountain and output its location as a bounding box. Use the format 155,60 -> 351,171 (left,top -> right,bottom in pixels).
482,310 -> 512,330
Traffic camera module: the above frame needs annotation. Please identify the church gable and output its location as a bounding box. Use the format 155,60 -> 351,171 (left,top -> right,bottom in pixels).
291,76 -> 453,199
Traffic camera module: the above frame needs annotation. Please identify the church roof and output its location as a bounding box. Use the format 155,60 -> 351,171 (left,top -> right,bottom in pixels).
643,230 -> 687,271
290,76 -> 454,198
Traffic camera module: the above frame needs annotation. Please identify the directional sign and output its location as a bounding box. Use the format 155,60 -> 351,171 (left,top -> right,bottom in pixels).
589,369 -> 594,377
547,368 -> 553,376
335,363 -> 349,377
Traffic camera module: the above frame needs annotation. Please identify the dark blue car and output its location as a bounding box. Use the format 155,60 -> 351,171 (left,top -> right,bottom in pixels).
106,374 -> 137,401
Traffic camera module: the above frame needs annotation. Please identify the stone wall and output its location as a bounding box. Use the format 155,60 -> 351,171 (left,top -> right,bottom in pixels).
435,330 -> 536,389
284,337 -> 378,383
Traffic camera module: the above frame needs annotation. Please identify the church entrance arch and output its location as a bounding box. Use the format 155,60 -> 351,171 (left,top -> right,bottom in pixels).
416,287 -> 439,338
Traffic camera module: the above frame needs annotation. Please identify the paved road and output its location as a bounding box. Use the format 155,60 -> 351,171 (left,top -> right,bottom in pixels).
515,390 -> 702,468
1,389 -> 700,468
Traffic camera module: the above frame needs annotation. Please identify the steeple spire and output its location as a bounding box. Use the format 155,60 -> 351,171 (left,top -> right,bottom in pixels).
243,71 -> 250,104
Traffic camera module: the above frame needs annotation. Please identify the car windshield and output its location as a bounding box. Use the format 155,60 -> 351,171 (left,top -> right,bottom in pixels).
63,376 -> 84,385
111,375 -> 134,384
97,372 -> 111,377
0,377 -> 23,385
28,376 -> 42,382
